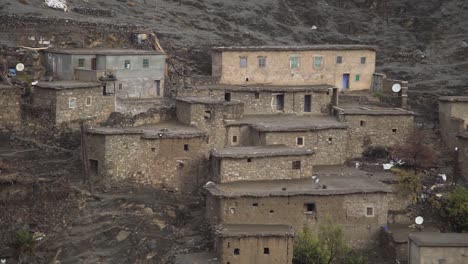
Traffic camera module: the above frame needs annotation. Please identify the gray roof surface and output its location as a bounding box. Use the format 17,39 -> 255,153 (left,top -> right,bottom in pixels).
205,175 -> 391,198
0,84 -> 14,89
176,96 -> 243,106
87,121 -> 206,139
216,224 -> 295,238
439,96 -> 468,102
225,114 -> 347,132
195,84 -> 334,93
174,252 -> 219,264
211,145 -> 314,158
386,224 -> 440,244
409,233 -> 468,247
212,45 -> 377,52
458,132 -> 468,139
333,105 -> 415,116
45,48 -> 165,56
35,81 -> 102,90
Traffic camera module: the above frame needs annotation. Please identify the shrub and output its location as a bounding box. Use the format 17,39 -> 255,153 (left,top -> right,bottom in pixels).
439,186 -> 468,232
392,168 -> 422,202
12,230 -> 35,254
391,129 -> 437,171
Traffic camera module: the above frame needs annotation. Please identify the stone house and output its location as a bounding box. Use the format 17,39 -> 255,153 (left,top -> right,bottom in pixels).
43,49 -> 166,98
438,96 -> 468,150
408,233 -> 468,264
205,175 -> 391,247
210,145 -> 314,183
86,122 -> 209,191
333,105 -> 415,158
215,224 -> 295,264
457,133 -> 468,181
32,81 -> 115,124
0,84 -> 21,131
211,45 -> 376,91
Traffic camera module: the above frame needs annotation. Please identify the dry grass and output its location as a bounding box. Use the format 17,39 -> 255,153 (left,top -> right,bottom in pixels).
127,1 -> 136,7
0,159 -> 12,172
18,0 -> 29,5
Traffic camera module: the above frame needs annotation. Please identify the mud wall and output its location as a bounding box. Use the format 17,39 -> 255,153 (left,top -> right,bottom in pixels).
0,87 -> 22,131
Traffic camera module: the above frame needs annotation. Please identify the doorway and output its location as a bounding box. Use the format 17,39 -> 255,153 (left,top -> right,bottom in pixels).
304,95 -> 312,112
276,94 -> 285,111
342,74 -> 350,90
91,58 -> 97,70
89,159 -> 98,177
154,80 -> 161,96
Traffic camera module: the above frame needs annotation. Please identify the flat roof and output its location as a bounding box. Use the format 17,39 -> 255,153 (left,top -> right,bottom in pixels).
439,96 -> 468,102
458,132 -> 468,139
87,121 -> 206,139
34,81 -> 102,90
0,84 -> 14,89
45,48 -> 165,56
333,105 -> 415,116
174,252 -> 219,264
225,114 -> 347,132
211,145 -> 314,158
205,175 -> 391,198
409,233 -> 468,247
176,96 -> 243,106
216,224 -> 295,238
212,44 -> 377,52
194,84 -> 334,93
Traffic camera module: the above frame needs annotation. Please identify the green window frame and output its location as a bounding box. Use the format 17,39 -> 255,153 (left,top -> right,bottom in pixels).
78,58 -> 85,68
314,56 -> 323,68
355,74 -> 360,81
143,59 -> 149,68
290,56 -> 299,69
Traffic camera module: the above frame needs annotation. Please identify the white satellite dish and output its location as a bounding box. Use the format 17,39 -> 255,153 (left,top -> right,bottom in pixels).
415,216 -> 424,225
16,63 -> 25,72
392,83 -> 402,93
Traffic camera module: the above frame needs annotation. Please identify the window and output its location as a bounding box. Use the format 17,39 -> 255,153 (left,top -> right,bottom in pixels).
258,56 -> 266,68
327,138 -> 333,144
91,58 -> 96,70
230,208 -> 236,214
263,248 -> 270,254
276,94 -> 285,111
254,92 -> 260,99
78,58 -> 85,68
314,56 -> 323,68
290,56 -> 299,69
336,56 -> 342,64
68,98 -> 76,109
304,95 -> 312,112
240,57 -> 248,68
124,60 -> 131,69
119,83 -> 123,90
355,74 -> 360,81
360,120 -> 366,127
85,96 -> 92,106
234,248 -> 240,255
204,111 -> 212,119
225,93 -> 231,102
305,203 -> 316,213
438,259 -> 446,264
361,57 -> 366,64
392,129 -> 397,133
296,137 -> 304,146
151,148 -> 156,152
232,136 -> 238,143
366,207 -> 374,216
247,158 -> 252,162
143,59 -> 149,68
184,144 -> 189,151
292,160 -> 301,170
252,203 -> 258,207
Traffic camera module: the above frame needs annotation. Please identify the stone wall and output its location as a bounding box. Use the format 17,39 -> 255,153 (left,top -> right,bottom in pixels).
258,129 -> 349,165
340,115 -> 414,159
226,125 -> 260,147
207,193 -> 389,248
211,155 -> 314,183
439,101 -> 468,150
458,137 -> 468,181
414,245 -> 468,264
0,87 -> 22,131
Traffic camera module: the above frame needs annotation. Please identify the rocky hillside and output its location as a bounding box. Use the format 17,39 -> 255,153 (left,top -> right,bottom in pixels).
1,0 -> 468,117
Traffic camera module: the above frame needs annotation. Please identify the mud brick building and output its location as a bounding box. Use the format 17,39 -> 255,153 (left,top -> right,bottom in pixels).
205,174 -> 391,248
333,105 -> 415,159
43,49 -> 166,98
408,233 -> 468,264
211,45 -> 376,91
86,122 -> 209,191
32,81 -> 115,124
210,145 -> 314,183
0,84 -> 21,131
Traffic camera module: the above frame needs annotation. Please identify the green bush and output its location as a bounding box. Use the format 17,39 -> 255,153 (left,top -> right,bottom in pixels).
12,230 -> 35,254
439,186 -> 468,232
392,168 -> 422,202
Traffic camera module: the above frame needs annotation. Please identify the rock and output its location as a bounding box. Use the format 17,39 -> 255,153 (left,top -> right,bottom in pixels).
142,207 -> 153,216
116,230 -> 130,242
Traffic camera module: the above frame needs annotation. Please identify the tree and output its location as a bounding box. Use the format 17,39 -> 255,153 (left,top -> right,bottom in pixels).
439,186 -> 468,232
391,129 -> 437,171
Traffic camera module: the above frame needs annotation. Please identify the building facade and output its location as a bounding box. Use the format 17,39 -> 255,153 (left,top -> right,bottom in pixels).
0,85 -> 21,131
408,233 -> 468,264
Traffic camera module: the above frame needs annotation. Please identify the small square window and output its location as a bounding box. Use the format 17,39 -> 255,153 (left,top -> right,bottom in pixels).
314,56 -> 323,68
78,58 -> 85,68
290,56 -> 299,69
392,129 -> 397,133
361,57 -> 366,64
143,59 -> 149,68
68,98 -> 76,109
258,56 -> 266,68
85,96 -> 92,106
151,148 -> 156,152
355,74 -> 360,81
204,111 -> 212,119
252,203 -> 258,207
305,203 -> 316,212
225,93 -> 231,102
232,136 -> 238,143
360,120 -> 366,126
254,92 -> 260,99
292,160 -> 301,170
240,57 -> 248,68
247,158 -> 252,162
184,144 -> 189,151
263,248 -> 270,254
124,60 -> 131,69
327,138 -> 333,144
296,137 -> 304,146
234,248 -> 240,255
336,56 -> 342,64
366,207 -> 374,216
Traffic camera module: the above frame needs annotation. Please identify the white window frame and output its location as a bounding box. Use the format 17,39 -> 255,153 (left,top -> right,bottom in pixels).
365,206 -> 374,217
314,56 -> 324,69
85,96 -> 92,106
296,137 -> 305,147
68,98 -> 76,109
124,60 -> 131,69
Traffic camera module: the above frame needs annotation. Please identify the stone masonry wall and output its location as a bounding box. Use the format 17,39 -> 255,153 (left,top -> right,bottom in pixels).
259,129 -> 348,165
212,155 -> 314,183
439,101 -> 468,150
458,137 -> 468,181
0,87 -> 22,131
418,246 -> 468,264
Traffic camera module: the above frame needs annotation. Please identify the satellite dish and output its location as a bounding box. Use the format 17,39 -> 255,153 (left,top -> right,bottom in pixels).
31,81 -> 38,86
16,63 -> 25,72
392,83 -> 402,93
415,216 -> 424,225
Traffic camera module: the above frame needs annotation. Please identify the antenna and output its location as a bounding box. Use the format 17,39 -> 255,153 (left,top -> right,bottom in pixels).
16,63 -> 25,72
415,216 -> 424,225
392,83 -> 402,93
